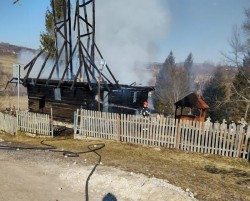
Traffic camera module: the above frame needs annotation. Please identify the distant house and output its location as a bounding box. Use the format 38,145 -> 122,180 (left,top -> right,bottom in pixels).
174,93 -> 209,122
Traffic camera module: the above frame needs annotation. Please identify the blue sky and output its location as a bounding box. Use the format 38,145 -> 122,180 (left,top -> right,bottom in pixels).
161,0 -> 250,63
0,0 -> 249,64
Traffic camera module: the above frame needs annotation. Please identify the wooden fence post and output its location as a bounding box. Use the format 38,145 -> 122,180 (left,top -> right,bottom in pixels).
117,113 -> 121,141
242,126 -> 250,160
175,119 -> 180,149
16,110 -> 19,135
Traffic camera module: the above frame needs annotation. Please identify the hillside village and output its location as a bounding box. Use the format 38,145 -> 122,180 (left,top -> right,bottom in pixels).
0,1 -> 249,201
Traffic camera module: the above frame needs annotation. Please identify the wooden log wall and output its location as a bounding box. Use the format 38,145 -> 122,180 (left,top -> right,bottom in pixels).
27,84 -> 96,121
26,82 -> 150,121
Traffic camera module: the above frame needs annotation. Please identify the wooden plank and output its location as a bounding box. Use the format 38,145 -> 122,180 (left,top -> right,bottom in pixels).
120,114 -> 124,142
170,118 -> 176,148
150,117 -> 155,146
183,120 -> 188,151
175,118 -> 180,149
123,114 -> 127,142
210,123 -> 215,154
242,126 -> 250,161
189,121 -> 195,152
134,115 -> 138,143
155,117 -> 160,146
163,117 -> 169,148
157,117 -> 163,146
158,117 -> 164,147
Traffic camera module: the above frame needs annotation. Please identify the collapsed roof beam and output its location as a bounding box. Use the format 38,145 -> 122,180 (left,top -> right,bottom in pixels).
23,48 -> 46,83
57,41 -> 79,87
35,52 -> 51,84
94,43 -> 119,87
21,0 -> 120,90
46,42 -> 66,85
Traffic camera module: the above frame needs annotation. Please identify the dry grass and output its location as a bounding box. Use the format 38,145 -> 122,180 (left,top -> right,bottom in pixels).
0,55 -> 27,109
0,55 -> 16,91
0,95 -> 28,111
0,131 -> 249,201
0,54 -> 17,74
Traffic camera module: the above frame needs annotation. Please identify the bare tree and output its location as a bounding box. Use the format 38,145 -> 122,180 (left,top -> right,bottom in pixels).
221,25 -> 245,67
219,15 -> 250,121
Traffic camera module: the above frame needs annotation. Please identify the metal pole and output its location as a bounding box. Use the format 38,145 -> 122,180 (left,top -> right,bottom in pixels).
51,107 -> 54,137
18,64 -> 20,111
98,75 -> 100,112
74,111 -> 77,135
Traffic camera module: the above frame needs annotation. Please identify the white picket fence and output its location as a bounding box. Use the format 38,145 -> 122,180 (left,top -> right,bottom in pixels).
177,120 -> 248,158
74,109 -> 119,140
0,111 -> 52,136
17,111 -> 51,136
74,109 -> 250,160
0,112 -> 17,135
120,114 -> 177,148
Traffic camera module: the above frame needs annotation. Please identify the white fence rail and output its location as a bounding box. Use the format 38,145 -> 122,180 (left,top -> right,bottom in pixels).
0,112 -> 17,135
0,111 -> 52,136
75,109 -> 250,160
17,111 -> 51,136
177,120 -> 249,159
120,114 -> 177,148
74,109 -> 119,140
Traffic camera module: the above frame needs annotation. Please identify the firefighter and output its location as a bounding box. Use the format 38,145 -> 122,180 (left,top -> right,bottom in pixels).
140,101 -> 150,117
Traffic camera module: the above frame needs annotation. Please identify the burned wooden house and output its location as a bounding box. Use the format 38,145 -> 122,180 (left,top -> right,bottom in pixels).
11,0 -> 153,121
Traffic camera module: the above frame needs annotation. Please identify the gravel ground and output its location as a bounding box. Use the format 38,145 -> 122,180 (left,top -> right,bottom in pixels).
0,139 -> 197,201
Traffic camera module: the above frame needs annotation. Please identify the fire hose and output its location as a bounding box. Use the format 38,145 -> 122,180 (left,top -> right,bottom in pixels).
0,139 -> 105,201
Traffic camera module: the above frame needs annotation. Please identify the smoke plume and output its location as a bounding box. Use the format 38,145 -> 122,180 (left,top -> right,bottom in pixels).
17,0 -> 170,85
96,0 -> 170,85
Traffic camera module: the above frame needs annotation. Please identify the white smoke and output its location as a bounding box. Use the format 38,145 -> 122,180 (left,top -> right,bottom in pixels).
17,0 -> 170,85
96,0 -> 170,85
17,50 -> 56,79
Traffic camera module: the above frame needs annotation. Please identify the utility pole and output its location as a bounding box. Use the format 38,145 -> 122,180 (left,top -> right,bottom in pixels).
98,59 -> 105,112
17,64 -> 20,111
98,74 -> 101,112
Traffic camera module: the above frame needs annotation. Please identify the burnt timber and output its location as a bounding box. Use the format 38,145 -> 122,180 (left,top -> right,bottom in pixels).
26,78 -> 153,121
17,0 -> 153,121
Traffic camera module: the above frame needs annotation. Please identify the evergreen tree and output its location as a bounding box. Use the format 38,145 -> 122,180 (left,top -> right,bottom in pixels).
40,0 -> 66,58
154,51 -> 189,115
203,67 -> 233,122
184,52 -> 193,91
184,52 -> 193,73
164,51 -> 175,68
231,52 -> 250,120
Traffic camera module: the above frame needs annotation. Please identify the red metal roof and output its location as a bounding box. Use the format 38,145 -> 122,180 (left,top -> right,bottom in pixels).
175,93 -> 209,109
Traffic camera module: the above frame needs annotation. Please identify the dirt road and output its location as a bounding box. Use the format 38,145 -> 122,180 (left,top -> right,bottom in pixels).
0,141 -> 196,201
